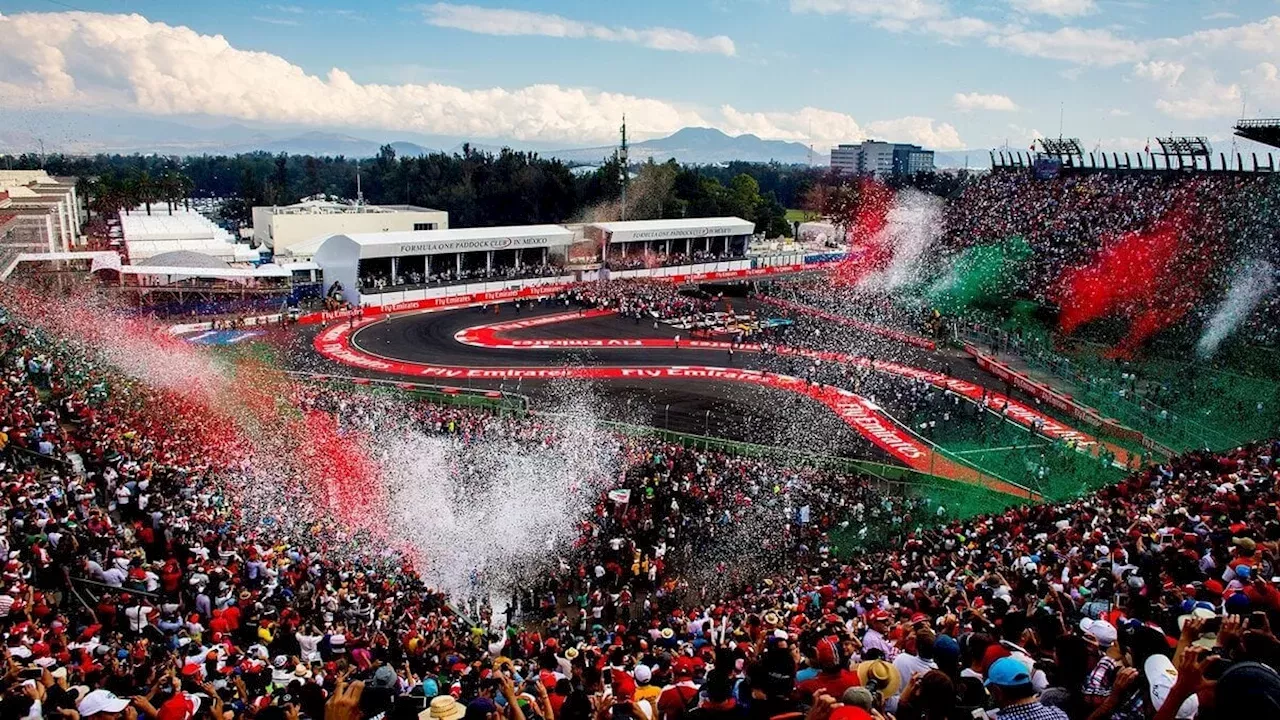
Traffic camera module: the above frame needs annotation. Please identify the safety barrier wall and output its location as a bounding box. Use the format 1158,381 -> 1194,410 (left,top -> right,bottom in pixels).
963,342 -> 1177,458
539,414 -> 1025,520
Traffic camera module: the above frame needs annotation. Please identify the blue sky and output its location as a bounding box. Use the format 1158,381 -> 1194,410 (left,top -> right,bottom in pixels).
1,1 -> 1278,153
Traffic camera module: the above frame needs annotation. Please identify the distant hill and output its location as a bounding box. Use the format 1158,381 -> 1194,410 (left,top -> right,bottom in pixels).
230,131 -> 434,158
933,150 -> 991,170
548,127 -> 825,166
0,112 -> 827,165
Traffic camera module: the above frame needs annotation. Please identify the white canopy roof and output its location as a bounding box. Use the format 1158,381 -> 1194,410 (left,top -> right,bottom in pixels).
324,224 -> 574,260
126,240 -> 259,263
120,211 -> 235,243
118,264 -> 290,279
588,217 -> 754,243
120,210 -> 257,263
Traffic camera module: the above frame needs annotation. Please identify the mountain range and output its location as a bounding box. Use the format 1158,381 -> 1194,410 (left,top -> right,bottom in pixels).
0,111 -> 989,168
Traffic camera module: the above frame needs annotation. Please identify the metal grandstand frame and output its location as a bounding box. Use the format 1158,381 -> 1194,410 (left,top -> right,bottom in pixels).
1155,136 -> 1212,170
1037,138 -> 1085,167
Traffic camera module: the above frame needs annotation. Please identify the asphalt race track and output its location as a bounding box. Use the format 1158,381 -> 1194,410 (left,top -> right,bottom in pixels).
304,292 -> 1138,500
338,302 -> 887,460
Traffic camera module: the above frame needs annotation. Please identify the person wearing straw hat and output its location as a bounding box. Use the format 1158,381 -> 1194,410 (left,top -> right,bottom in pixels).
424,694 -> 467,720
855,660 -> 902,703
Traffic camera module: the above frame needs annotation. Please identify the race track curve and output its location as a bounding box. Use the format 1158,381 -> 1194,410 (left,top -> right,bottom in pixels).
314,307 -> 1048,498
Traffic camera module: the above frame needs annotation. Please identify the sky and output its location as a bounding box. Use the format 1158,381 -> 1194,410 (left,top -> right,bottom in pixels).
1,0 -> 1279,154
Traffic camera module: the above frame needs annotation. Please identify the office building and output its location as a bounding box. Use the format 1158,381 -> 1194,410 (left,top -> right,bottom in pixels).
830,141 -> 935,177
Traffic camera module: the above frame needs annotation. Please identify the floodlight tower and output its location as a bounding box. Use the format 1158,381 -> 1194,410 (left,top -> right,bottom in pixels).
355,159 -> 364,212
619,115 -> 629,221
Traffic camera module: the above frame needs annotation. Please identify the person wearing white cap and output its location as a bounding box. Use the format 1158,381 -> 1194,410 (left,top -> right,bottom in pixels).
634,664 -> 660,708
1080,618 -> 1122,709
1144,654 -> 1198,719
78,689 -> 132,719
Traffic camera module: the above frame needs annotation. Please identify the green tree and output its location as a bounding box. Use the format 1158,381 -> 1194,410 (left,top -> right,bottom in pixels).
141,171 -> 159,215
727,173 -> 760,220
304,156 -> 323,197
270,153 -> 291,205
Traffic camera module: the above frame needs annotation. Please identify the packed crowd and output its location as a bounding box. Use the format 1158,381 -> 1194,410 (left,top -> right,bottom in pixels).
357,265 -> 562,292
2,293 -> 1280,720
940,171 -> 1280,309
605,252 -> 742,272
556,281 -> 716,321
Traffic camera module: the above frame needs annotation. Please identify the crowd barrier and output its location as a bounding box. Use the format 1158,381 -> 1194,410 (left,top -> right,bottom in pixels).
285,370 -> 529,415
963,342 -> 1177,459
540,415 -> 1024,522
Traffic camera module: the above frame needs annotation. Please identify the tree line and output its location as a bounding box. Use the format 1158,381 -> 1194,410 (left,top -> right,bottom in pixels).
4,146 -> 830,237
7,146 -> 973,240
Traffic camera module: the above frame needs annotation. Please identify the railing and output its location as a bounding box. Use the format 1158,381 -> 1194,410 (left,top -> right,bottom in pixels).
537,413 -> 1031,519
7,443 -> 75,473
286,371 -> 530,416
1235,119 -> 1280,129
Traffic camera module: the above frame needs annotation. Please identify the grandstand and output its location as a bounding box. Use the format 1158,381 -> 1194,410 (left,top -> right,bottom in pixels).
1235,117 -> 1280,149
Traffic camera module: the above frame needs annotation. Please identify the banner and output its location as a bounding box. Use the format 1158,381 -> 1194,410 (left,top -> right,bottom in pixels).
964,344 -> 1105,429
607,489 -> 631,504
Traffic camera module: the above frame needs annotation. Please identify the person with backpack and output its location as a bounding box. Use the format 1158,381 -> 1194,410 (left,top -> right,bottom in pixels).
658,658 -> 700,720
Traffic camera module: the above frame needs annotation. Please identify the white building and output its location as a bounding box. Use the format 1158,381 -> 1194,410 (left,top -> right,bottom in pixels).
0,171 -> 82,252
313,225 -> 574,305
253,200 -> 448,256
121,210 -> 259,264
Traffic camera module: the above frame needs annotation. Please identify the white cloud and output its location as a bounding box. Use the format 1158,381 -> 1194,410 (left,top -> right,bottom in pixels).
0,11 -> 962,150
791,0 -> 992,43
922,16 -> 994,40
1133,60 -> 1186,88
866,117 -> 964,149
264,4 -> 304,13
1008,124 -> 1045,142
788,0 -> 947,21
952,92 -> 1019,112
1108,108 -> 1131,116
988,27 -> 1146,66
253,16 -> 299,26
1202,12 -> 1237,21
1132,62 -> 1241,120
716,106 -> 964,150
1006,0 -> 1097,18
719,106 -> 863,149
1241,62 -> 1280,108
421,4 -> 736,56
1158,16 -> 1280,57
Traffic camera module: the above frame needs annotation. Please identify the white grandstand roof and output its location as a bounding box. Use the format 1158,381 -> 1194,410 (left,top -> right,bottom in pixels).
321,225 -> 574,260
588,217 -> 754,243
